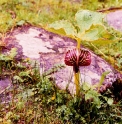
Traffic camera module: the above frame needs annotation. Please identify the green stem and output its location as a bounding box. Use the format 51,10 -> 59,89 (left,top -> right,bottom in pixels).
74,71 -> 80,96
77,38 -> 81,49
90,43 -> 107,59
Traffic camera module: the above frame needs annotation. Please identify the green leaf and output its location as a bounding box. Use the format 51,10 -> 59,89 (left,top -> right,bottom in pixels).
5,112 -> 13,119
75,10 -> 105,33
107,98 -> 113,105
13,75 -> 24,83
98,71 -> 110,89
9,48 -> 17,59
19,71 -> 31,79
0,54 -> 12,61
49,20 -> 77,37
78,24 -> 112,41
85,90 -> 98,100
0,48 -> 17,61
85,90 -> 101,108
17,20 -> 25,26
93,71 -> 110,90
82,82 -> 91,91
19,89 -> 34,100
16,101 -> 24,110
92,39 -> 115,46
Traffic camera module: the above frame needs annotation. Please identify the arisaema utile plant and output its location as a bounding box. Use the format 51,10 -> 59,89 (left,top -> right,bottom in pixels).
48,10 -> 118,96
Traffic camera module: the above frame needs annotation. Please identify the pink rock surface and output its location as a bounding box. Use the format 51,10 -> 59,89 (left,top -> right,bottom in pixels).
0,78 -> 11,94
0,25 -> 122,95
106,10 -> 122,31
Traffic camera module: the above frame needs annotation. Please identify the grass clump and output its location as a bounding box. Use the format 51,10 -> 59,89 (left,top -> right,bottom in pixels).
0,0 -> 81,33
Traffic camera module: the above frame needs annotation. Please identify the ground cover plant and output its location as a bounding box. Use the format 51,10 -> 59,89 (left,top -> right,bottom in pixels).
0,0 -> 122,123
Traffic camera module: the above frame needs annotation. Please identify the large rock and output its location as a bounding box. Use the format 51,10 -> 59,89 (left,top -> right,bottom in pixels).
106,10 -> 122,31
2,25 -> 121,94
0,78 -> 11,94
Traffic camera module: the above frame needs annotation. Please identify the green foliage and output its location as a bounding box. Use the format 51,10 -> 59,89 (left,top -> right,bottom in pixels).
82,82 -> 101,108
93,71 -> 110,90
0,0 -> 81,32
49,10 -> 116,45
95,40 -> 122,71
75,10 -> 104,33
9,48 -> 17,59
49,20 -> 77,37
42,64 -> 65,76
0,11 -> 14,33
16,20 -> 25,26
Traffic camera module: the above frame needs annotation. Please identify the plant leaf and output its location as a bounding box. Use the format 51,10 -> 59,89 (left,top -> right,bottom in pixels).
107,98 -> 113,105
82,82 -> 91,91
0,54 -> 12,61
9,48 -> 17,59
17,20 -> 25,26
92,39 -> 116,46
19,71 -> 31,78
78,25 -> 111,41
13,75 -> 24,83
75,10 -> 105,33
93,71 -> 110,90
49,20 -> 77,37
85,90 -> 101,108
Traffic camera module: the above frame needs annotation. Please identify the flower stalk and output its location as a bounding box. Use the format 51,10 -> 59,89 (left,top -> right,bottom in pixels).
74,71 -> 80,95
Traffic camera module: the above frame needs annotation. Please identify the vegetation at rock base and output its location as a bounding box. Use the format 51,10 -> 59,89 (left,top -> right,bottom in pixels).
0,54 -> 122,123
0,0 -> 122,123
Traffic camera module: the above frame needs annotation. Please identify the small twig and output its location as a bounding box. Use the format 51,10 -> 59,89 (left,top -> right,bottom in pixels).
97,6 -> 122,12
90,43 -> 107,58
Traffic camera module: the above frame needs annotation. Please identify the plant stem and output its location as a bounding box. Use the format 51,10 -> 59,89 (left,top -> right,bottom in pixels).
76,38 -> 81,49
74,71 -> 80,96
75,38 -> 81,96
